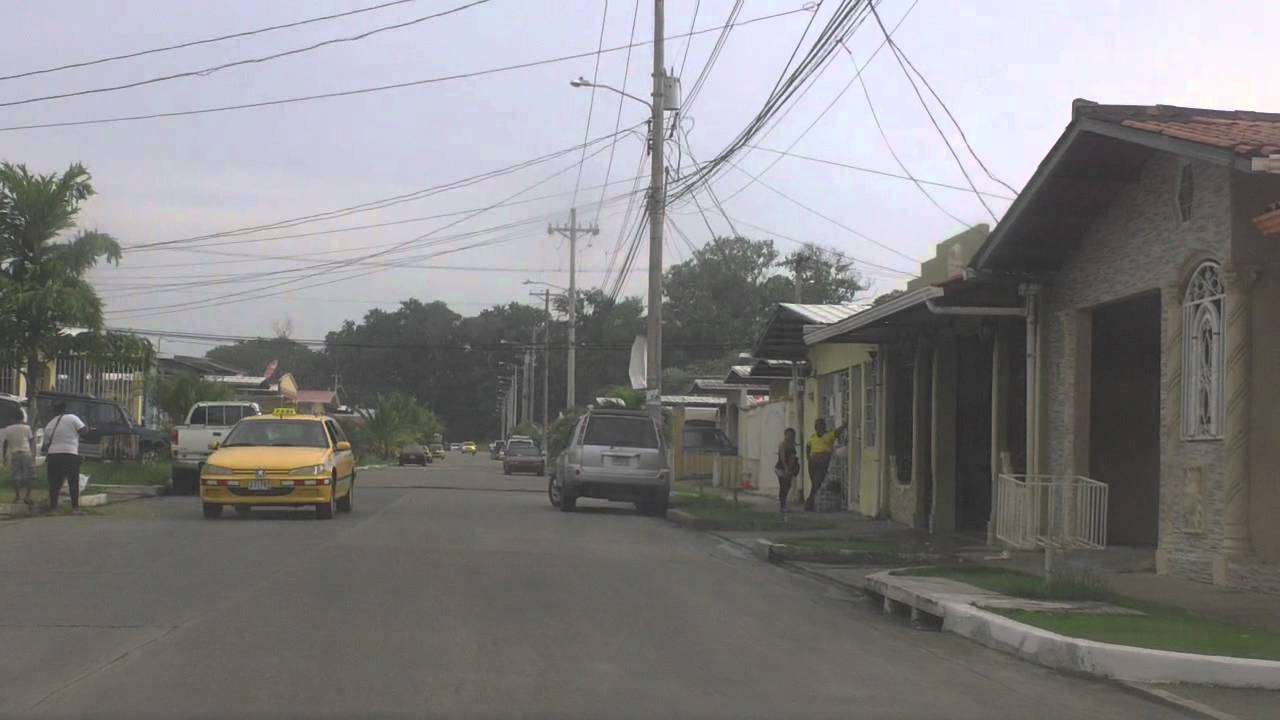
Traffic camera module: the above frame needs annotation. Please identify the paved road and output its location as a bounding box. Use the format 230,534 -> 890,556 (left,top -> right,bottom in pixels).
1,454 -> 1190,719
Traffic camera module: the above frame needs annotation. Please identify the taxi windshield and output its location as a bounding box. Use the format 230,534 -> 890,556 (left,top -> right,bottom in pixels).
221,420 -> 328,448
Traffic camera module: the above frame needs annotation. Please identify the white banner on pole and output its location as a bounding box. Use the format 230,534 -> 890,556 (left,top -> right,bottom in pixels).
629,335 -> 647,390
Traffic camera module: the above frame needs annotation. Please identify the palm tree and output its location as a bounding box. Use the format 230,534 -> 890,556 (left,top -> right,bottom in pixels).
0,162 -> 122,425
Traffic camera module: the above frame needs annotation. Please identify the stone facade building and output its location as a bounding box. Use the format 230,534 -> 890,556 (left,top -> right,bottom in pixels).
972,100 -> 1280,592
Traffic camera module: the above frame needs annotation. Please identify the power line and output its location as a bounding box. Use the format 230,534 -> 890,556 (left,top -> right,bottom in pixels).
125,122 -> 643,251
723,156 -> 919,266
854,66 -> 969,226
0,0 -> 424,82
677,0 -> 703,79
0,1 -> 492,109
681,0 -> 744,111
723,215 -> 916,278
867,3 -> 998,221
107,142 -> 627,318
742,146 -> 1015,199
1,6 -> 814,133
594,0 -> 643,224
716,0 -> 917,203
570,0 -> 611,209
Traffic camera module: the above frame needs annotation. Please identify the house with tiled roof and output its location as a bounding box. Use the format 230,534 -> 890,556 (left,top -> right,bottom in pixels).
805,99 -> 1280,594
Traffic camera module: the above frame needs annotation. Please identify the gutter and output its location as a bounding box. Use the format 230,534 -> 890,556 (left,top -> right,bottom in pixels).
1251,155 -> 1280,173
924,299 -> 1026,317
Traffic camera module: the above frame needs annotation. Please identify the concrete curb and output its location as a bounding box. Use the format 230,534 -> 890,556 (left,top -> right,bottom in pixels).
1,490 -> 148,518
667,508 -> 716,531
865,570 -> 1280,689
92,484 -> 165,497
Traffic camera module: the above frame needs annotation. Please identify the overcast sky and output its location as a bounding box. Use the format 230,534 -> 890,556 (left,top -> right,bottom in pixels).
4,0 -> 1277,359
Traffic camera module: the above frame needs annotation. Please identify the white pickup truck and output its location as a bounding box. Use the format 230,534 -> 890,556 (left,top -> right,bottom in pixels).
171,401 -> 260,493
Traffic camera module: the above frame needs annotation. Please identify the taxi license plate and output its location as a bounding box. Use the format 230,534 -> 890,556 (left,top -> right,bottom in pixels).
250,478 -> 269,490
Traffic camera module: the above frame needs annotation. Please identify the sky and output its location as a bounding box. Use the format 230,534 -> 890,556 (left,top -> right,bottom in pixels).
4,0 -> 1278,360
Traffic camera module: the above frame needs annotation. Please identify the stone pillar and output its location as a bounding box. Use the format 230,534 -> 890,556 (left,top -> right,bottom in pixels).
1156,282 -> 1184,576
910,340 -> 930,528
931,333 -> 957,535
988,322 -> 1010,545
1219,265 -> 1257,579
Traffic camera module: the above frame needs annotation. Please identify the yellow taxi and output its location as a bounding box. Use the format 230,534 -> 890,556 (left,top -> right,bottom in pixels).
462,441 -> 477,455
199,408 -> 355,520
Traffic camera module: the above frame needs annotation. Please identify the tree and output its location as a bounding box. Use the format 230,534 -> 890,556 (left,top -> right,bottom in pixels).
0,162 -> 124,423
355,392 -> 443,460
778,243 -> 864,305
154,374 -> 234,427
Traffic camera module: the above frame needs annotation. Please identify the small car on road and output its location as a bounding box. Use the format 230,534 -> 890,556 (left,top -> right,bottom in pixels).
502,443 -> 545,476
199,408 -> 355,520
398,444 -> 431,466
548,408 -> 669,516
462,441 -> 477,455
449,442 -> 461,452
429,443 -> 446,460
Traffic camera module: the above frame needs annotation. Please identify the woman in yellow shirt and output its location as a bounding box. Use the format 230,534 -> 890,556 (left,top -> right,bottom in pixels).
804,418 -> 845,511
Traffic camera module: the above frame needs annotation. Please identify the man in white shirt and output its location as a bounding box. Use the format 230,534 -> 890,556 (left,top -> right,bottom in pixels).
42,401 -> 87,512
1,405 -> 35,508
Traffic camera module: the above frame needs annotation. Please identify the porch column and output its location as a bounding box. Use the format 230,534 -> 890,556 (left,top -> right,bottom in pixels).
988,321 -> 1010,544
931,333 -> 957,535
1157,281 -> 1184,576
910,340 -> 930,527
1219,265 -> 1257,573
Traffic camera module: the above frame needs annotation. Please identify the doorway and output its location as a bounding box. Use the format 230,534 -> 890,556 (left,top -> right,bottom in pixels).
1090,292 -> 1161,546
955,332 -> 994,532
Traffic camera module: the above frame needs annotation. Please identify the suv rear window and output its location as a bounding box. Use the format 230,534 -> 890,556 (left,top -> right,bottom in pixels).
582,416 -> 658,449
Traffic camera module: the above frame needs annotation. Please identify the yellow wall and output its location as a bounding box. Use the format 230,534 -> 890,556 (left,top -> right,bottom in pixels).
802,343 -> 881,516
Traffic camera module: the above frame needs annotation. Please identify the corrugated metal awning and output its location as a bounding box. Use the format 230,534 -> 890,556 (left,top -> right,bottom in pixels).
804,287 -> 944,345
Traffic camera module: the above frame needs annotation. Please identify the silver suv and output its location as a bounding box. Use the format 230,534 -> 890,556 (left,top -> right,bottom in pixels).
548,409 -> 670,516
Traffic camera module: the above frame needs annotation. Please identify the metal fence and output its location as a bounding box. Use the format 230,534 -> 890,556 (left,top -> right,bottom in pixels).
53,357 -> 145,411
994,474 -> 1109,550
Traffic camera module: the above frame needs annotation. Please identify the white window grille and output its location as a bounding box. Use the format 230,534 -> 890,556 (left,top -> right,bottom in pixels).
1182,261 -> 1225,440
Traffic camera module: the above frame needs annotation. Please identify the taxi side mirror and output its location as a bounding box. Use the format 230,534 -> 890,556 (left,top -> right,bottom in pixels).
208,441 -> 220,451
335,441 -> 352,452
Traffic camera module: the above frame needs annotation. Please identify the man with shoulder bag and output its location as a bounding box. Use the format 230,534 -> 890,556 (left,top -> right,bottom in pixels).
42,402 -> 87,513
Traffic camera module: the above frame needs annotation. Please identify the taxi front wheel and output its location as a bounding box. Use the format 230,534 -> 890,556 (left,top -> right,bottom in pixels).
316,480 -> 337,520
337,478 -> 354,513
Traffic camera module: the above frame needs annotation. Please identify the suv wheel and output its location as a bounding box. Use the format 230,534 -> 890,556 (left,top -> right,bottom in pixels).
547,476 -> 561,508
173,469 -> 198,495
202,503 -> 223,519
559,483 -> 577,512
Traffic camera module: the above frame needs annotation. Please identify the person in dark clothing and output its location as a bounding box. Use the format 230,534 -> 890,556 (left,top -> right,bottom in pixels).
775,428 -> 800,513
42,401 -> 87,513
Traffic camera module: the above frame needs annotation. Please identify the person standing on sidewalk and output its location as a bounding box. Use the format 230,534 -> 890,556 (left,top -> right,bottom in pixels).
42,402 -> 86,513
1,405 -> 36,509
804,418 -> 844,511
775,428 -> 800,513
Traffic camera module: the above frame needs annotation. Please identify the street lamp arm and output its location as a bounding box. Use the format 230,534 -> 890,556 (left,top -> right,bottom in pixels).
570,76 -> 652,111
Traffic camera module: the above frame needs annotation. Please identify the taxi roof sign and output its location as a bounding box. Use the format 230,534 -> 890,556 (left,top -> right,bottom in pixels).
272,407 -> 298,417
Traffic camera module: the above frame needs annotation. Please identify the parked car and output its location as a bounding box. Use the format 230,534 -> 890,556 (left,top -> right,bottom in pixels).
429,443 -> 446,460
171,401 -> 261,494
199,408 -> 354,520
33,392 -> 168,463
449,442 -> 461,452
398,443 -> 430,466
548,408 -> 669,516
502,444 -> 544,476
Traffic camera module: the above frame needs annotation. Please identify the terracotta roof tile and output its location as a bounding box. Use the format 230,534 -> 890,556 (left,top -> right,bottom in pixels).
1071,101 -> 1280,158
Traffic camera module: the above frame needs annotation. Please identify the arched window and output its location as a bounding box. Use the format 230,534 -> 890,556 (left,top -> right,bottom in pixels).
1182,261 -> 1225,439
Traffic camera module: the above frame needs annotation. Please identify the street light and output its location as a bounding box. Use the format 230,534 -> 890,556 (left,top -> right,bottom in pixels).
570,77 -> 652,111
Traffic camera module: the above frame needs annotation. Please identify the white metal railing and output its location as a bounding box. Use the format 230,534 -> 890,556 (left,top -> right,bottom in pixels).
994,474 -> 1109,551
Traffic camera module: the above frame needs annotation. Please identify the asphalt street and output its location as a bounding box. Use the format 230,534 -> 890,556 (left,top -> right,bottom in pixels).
0,453 -> 1191,719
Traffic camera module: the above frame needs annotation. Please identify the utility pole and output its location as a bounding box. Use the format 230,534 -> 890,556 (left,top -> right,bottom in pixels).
523,344 -> 534,426
548,207 -> 599,410
539,290 -> 551,443
646,0 -> 666,426
793,254 -> 806,506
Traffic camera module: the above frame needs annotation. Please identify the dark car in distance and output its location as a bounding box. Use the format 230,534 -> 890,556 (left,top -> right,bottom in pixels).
502,443 -> 544,476
398,444 -> 431,466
